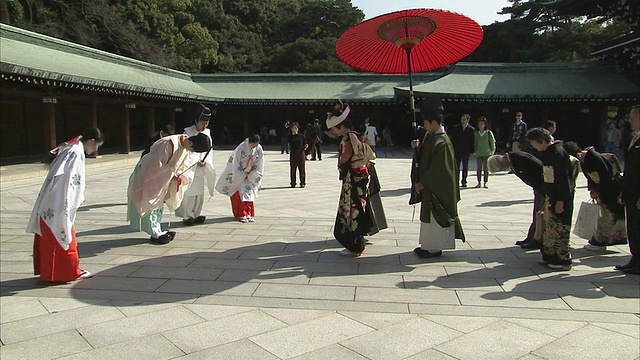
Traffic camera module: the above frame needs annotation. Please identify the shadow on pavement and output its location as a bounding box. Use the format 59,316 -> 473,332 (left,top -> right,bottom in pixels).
476,199 -> 533,207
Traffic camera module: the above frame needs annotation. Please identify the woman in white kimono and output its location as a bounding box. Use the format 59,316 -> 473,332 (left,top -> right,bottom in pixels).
27,128 -> 104,282
215,134 -> 264,222
176,106 -> 216,226
127,133 -> 210,244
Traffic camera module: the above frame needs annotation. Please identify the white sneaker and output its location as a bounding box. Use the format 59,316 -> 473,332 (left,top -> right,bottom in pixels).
548,263 -> 571,271
239,216 -> 249,223
247,216 -> 255,222
78,270 -> 93,279
339,249 -> 362,257
583,244 -> 606,251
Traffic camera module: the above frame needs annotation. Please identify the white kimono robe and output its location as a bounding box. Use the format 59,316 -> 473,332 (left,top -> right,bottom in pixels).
127,134 -> 193,220
27,139 -> 85,250
215,139 -> 264,202
175,126 -> 216,218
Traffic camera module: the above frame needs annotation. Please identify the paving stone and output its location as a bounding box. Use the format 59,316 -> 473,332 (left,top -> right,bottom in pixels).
253,283 -> 355,301
271,260 -> 358,275
110,301 -> 182,317
310,273 -> 404,288
183,304 -> 256,321
155,279 -> 259,296
162,309 -> 287,354
178,339 -> 280,360
56,333 -> 184,360
0,297 -> 49,323
498,277 -> 604,296
505,318 -> 587,338
340,317 -> 462,360
2,149 -> 640,359
403,275 -> 503,292
355,286 -> 459,305
260,308 -> 335,325
0,329 -> 92,359
532,324 -> 639,360
423,314 -> 500,333
404,349 -> 459,360
560,295 -> 640,313
339,311 -> 418,329
290,344 -> 368,360
434,320 -> 555,360
250,313 -> 373,358
38,297 -> 110,313
195,294 -> 409,313
217,269 -> 312,284
78,306 -> 203,348
457,290 -> 573,310
0,305 -> 124,344
127,265 -> 225,281
592,323 -> 640,339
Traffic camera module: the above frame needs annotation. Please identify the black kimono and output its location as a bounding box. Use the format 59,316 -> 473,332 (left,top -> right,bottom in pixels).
540,141 -> 575,266
508,151 -> 544,243
581,148 -> 626,246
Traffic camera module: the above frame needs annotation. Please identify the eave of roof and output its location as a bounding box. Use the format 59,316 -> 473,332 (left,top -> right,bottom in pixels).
394,62 -> 640,100
191,73 -> 443,104
0,24 -> 222,102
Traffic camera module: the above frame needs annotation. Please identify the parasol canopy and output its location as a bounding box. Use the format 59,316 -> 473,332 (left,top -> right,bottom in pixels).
336,8 -> 484,74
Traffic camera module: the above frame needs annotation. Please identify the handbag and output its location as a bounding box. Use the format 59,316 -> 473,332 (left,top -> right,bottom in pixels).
572,200 -> 600,240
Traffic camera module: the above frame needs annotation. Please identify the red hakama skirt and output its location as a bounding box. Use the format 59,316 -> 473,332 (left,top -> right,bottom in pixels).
230,191 -> 255,218
33,218 -> 83,282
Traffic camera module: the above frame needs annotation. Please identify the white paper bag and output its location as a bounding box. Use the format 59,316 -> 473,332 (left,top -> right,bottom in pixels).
572,201 -> 599,240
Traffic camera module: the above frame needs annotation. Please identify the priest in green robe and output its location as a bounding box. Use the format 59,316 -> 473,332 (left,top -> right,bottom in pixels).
411,108 -> 465,258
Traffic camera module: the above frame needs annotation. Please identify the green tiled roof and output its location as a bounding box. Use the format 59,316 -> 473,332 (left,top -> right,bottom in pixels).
395,62 -> 639,100
0,24 -> 221,102
191,73 -> 442,104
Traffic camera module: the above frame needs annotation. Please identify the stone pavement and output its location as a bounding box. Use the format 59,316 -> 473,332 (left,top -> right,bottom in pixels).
1,146 -> 638,359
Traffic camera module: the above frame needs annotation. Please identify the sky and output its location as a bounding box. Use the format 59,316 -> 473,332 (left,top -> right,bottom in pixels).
350,0 -> 512,26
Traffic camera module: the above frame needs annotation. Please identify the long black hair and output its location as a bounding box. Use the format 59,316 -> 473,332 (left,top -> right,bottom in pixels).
44,127 -> 105,164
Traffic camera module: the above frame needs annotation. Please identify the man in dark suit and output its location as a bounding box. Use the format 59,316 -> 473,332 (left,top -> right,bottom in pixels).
449,114 -> 475,187
617,105 -> 640,275
488,152 -> 544,249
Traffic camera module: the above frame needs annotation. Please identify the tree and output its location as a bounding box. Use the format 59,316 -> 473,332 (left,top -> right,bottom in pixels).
267,37 -> 352,72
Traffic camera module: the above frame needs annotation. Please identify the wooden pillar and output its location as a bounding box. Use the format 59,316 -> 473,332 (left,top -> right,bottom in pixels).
122,104 -> 131,154
90,93 -> 99,157
23,98 -> 32,156
170,106 -> 177,128
45,102 -> 57,150
147,104 -> 156,136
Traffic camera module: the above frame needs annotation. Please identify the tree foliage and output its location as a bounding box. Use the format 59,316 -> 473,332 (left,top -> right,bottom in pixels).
0,0 -> 362,73
469,0 -> 636,65
1,0 -> 633,74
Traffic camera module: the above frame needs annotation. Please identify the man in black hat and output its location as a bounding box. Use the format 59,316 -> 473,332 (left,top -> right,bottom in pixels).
176,105 -> 216,226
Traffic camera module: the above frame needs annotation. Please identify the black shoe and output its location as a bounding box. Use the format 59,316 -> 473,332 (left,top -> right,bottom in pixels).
166,231 -> 176,241
318,158 -> 322,161
413,247 -> 442,258
150,233 -> 172,244
622,266 -> 640,275
290,184 -> 296,188
310,158 -> 316,161
615,262 -> 635,271
520,240 -> 542,250
460,184 -> 467,188
194,216 -> 206,224
183,217 -> 195,226
515,238 -> 530,246
300,184 -> 305,188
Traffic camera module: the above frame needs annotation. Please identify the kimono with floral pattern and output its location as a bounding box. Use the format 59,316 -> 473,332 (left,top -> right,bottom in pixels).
215,139 -> 264,202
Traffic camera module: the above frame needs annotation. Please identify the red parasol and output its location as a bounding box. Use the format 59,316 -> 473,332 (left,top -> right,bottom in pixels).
336,8 -> 483,125
336,9 -> 483,205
